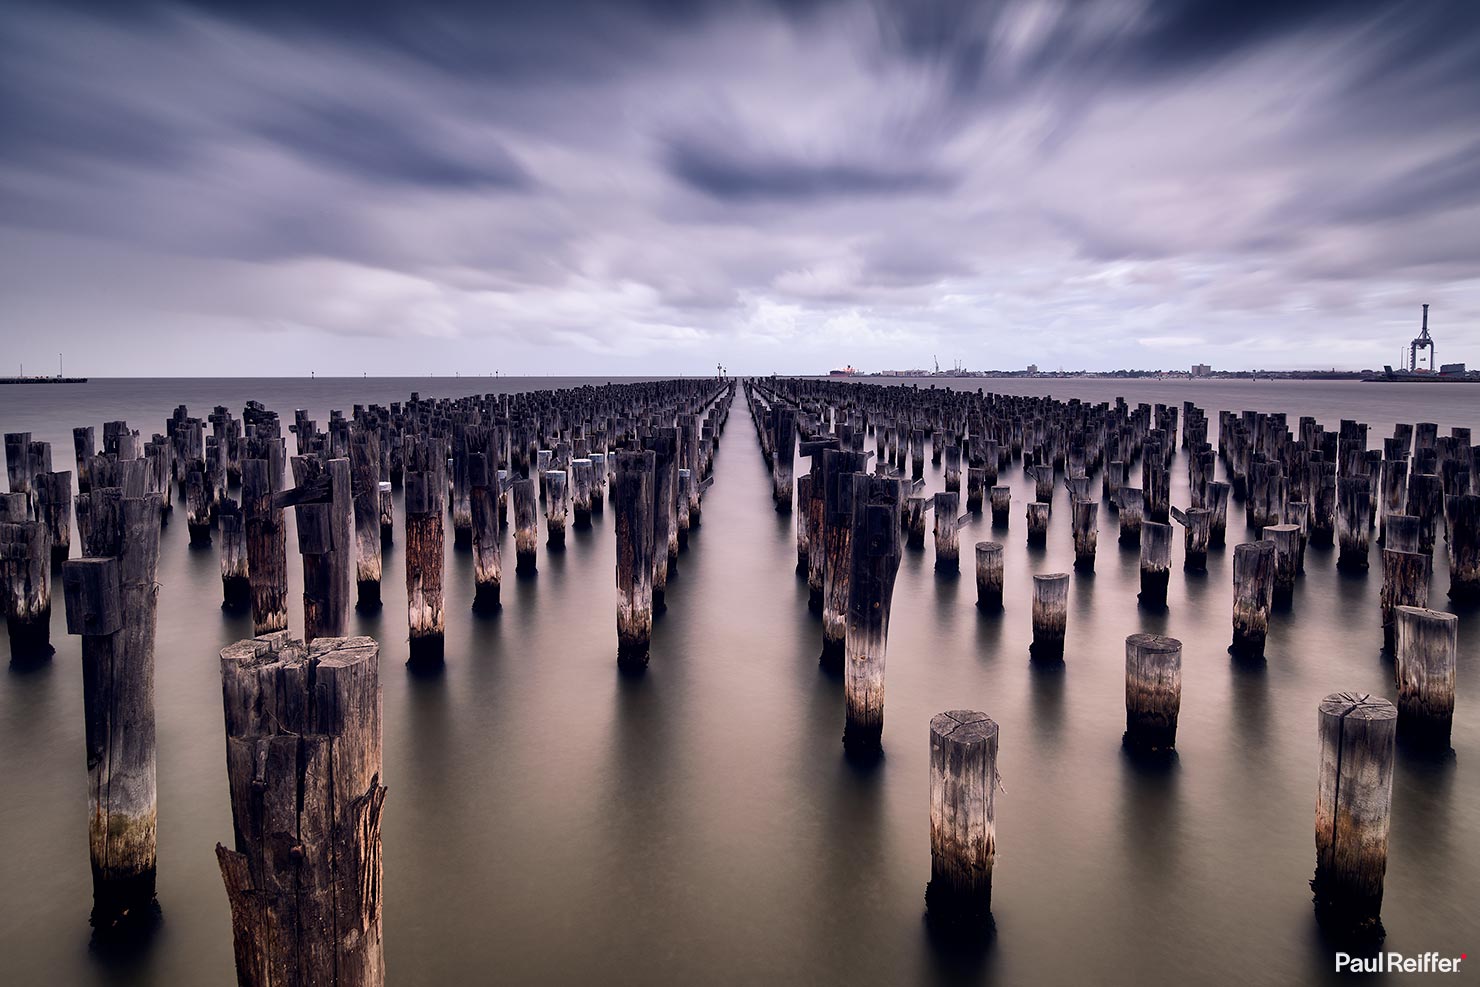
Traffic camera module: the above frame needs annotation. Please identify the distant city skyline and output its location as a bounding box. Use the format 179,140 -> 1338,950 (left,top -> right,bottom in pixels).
2,1 -> 1478,376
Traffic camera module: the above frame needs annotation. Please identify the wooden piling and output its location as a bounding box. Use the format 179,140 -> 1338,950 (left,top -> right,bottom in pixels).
1,518 -> 53,660
511,477 -> 539,575
242,459 -> 288,634
469,454 -> 502,614
1313,692 -> 1396,940
926,711 -> 998,924
975,542 -> 1003,612
989,485 -> 1011,528
796,474 -> 812,573
1206,480 -> 1230,548
1446,492 -> 1480,601
1071,499 -> 1097,571
218,498 -> 251,611
843,474 -> 903,754
933,491 -> 962,573
614,450 -> 656,671
1030,572 -> 1069,661
1392,606 -> 1456,750
1124,633 -> 1181,753
545,469 -> 569,548
1138,521 -> 1172,607
1025,502 -> 1050,546
216,632 -> 386,987
1230,541 -> 1276,659
1336,476 -> 1371,571
283,458 -> 354,643
350,428 -> 383,612
62,494 -> 163,931
1264,523 -> 1300,603
1118,487 -> 1143,547
34,470 -> 72,566
404,471 -> 446,666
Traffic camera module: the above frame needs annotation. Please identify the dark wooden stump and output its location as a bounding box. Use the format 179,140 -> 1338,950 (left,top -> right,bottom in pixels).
1392,606 -> 1456,750
1313,692 -> 1395,941
1030,572 -> 1069,661
926,711 -> 998,925
1124,633 -> 1181,752
217,632 -> 386,987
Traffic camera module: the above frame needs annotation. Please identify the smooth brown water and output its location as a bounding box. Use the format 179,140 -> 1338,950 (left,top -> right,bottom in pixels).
0,377 -> 1476,985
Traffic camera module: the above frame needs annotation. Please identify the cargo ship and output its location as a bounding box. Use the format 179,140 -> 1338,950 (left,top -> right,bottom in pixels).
829,365 -> 859,377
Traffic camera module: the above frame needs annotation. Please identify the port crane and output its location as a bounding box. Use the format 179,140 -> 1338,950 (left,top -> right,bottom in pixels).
1410,304 -> 1435,372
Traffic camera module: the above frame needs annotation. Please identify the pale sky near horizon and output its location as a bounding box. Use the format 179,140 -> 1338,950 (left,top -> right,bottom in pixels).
3,0 -> 1478,377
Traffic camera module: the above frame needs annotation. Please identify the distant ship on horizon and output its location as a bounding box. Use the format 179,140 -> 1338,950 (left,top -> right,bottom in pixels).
829,365 -> 859,377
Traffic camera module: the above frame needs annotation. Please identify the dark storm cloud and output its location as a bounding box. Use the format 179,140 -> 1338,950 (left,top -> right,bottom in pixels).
2,0 -> 1479,373
253,101 -> 531,190
664,132 -> 956,202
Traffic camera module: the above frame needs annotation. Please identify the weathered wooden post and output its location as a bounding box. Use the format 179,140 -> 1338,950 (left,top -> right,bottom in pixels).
614,450 -> 656,672
282,457 -> 354,642
1170,505 -> 1209,571
1025,501 -> 1050,546
905,495 -> 928,549
1,514 -> 53,661
216,632 -> 386,987
1030,572 -> 1069,661
648,429 -> 678,609
1313,692 -> 1396,940
572,458 -> 595,528
1206,480 -> 1230,548
1264,523 -> 1301,603
544,469 -> 569,548
34,470 -> 72,566
820,449 -> 868,670
772,407 -> 796,512
218,498 -> 251,611
242,459 -> 288,634
843,474 -> 902,755
379,481 -> 394,546
975,541 -> 1003,612
926,711 -> 998,925
1406,472 -> 1442,555
1230,541 -> 1276,659
796,473 -> 812,573
1071,499 -> 1097,571
511,477 -> 539,574
350,428 -> 383,612
1138,521 -> 1172,607
1446,492 -> 1480,601
1392,606 -> 1456,750
966,465 -> 986,513
74,426 -> 96,494
1336,476 -> 1371,571
989,485 -> 1011,528
62,493 -> 162,930
933,490 -> 963,573
1380,548 -> 1429,652
469,453 -> 502,614
1118,486 -> 1144,547
185,460 -> 212,545
1124,633 -> 1181,753
404,470 -> 446,667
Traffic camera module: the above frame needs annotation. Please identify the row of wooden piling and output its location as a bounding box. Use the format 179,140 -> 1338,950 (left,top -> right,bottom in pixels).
744,376 -> 1462,939
3,377 -> 735,984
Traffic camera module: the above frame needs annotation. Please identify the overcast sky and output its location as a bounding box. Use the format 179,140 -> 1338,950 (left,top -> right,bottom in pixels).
2,0 -> 1478,376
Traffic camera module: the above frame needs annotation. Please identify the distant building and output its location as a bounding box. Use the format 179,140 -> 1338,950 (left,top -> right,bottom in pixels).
1191,363 -> 1212,377
1026,364 -> 1038,375
1441,363 -> 1466,375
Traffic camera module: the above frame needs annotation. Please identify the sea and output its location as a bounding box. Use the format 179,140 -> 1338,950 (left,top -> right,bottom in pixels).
0,376 -> 1475,986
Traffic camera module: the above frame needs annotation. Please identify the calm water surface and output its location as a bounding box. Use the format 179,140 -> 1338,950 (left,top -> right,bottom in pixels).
0,377 -> 1476,985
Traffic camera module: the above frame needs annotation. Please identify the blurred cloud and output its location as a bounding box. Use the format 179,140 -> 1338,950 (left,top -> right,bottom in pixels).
1,0 -> 1478,374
